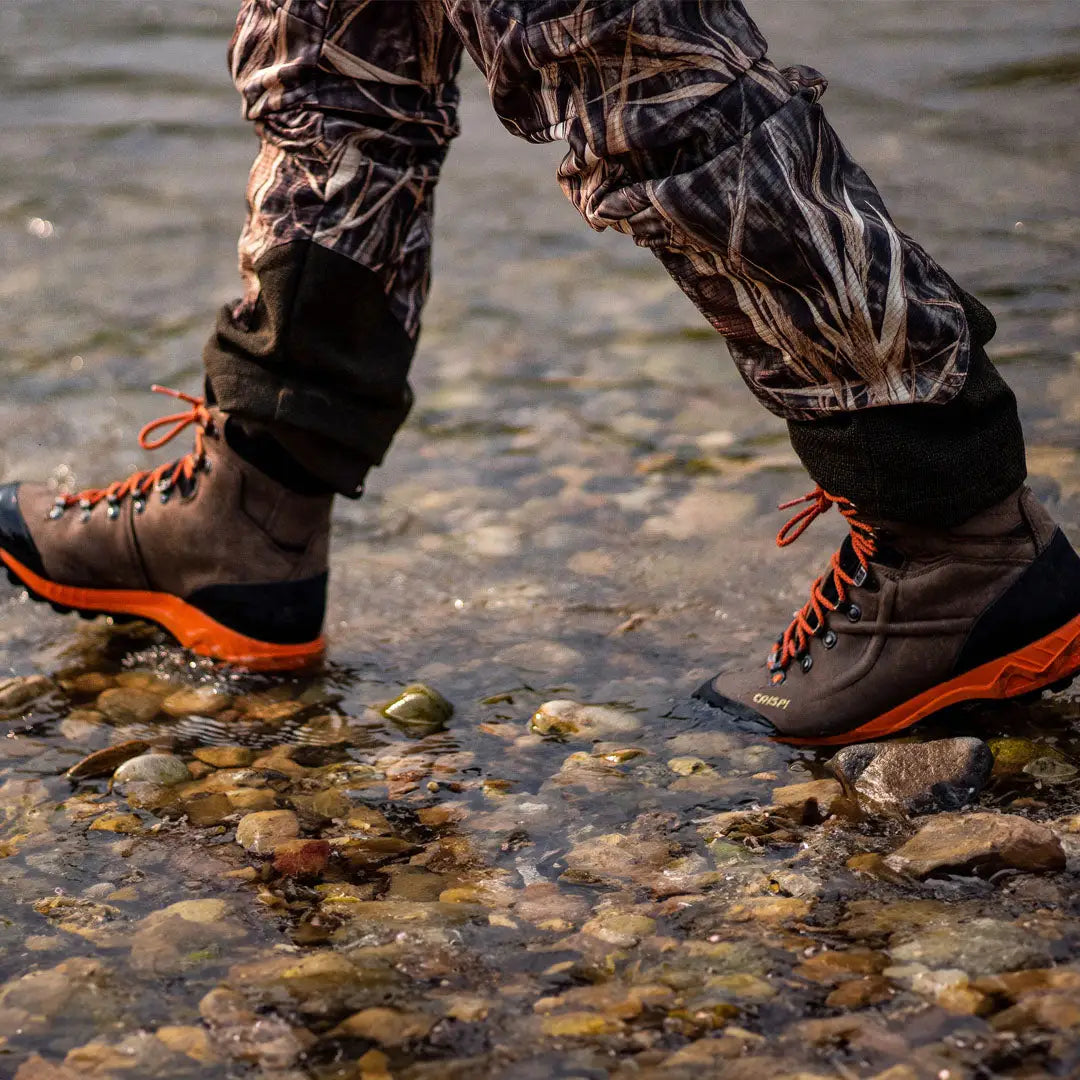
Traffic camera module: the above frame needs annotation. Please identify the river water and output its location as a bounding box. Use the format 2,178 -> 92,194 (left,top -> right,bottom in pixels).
1,3 -> 1079,1078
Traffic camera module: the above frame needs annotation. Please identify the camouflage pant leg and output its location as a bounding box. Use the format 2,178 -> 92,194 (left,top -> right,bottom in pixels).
205,0 -> 1018,511
444,0 -> 971,419
203,0 -> 463,488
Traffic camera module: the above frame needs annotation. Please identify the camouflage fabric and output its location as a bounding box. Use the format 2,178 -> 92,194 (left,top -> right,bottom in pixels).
226,0 -> 971,421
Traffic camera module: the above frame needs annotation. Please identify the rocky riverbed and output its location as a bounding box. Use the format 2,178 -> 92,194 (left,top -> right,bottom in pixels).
2,1 -> 1080,1077
5,662 -> 1080,1079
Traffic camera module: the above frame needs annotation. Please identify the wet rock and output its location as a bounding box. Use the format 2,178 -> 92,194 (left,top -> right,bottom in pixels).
725,896 -> 811,923
825,975 -> 893,1009
65,1032 -> 175,1075
0,957 -> 129,1037
531,700 -> 641,740
0,674 -> 52,714
885,812 -> 1065,878
563,831 -> 710,894
155,1024 -> 217,1064
183,791 -> 233,827
131,899 -> 241,974
793,949 -> 887,984
888,917 -> 1052,975
161,687 -> 232,717
273,839 -> 331,878
226,787 -> 278,814
88,812 -> 142,834
113,753 -> 191,787
33,896 -> 124,940
96,686 -> 163,724
667,756 -> 712,776
330,1006 -> 436,1045
829,738 -> 992,815
228,950 -> 395,1016
987,737 -> 1069,779
771,779 -> 845,824
13,1055 -> 82,1080
380,683 -> 454,734
541,1011 -> 623,1038
192,745 -> 255,768
991,992 -> 1080,1033
236,809 -> 300,854
581,910 -> 656,946
66,740 -> 150,780
973,966 -> 1080,1001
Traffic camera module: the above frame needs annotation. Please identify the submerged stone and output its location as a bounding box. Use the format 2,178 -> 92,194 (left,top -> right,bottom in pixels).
885,812 -> 1065,878
96,687 -> 163,725
380,683 -> 454,734
530,700 -> 641,740
236,809 -> 300,855
113,753 -> 191,787
889,917 -> 1052,975
66,740 -> 150,780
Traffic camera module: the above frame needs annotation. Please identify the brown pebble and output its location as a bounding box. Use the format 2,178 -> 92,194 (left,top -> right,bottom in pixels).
193,746 -> 255,768
825,976 -> 893,1009
273,839 -> 331,878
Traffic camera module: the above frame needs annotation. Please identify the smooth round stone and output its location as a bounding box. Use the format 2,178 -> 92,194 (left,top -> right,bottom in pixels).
236,810 -> 300,855
96,688 -> 163,725
381,684 -> 454,734
530,700 -> 641,740
113,753 -> 191,787
162,689 -> 233,718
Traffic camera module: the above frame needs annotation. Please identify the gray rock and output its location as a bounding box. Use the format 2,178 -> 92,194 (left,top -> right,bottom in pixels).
380,683 -> 454,735
829,738 -> 992,815
112,753 -> 191,787
889,917 -> 1052,975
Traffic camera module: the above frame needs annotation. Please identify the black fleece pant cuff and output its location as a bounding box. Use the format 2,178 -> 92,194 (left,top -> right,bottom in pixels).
203,241 -> 415,496
787,343 -> 1027,527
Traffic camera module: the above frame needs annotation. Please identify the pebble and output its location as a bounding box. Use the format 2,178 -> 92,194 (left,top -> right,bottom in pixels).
884,812 -> 1065,878
113,753 -> 191,787
273,839 -> 331,878
530,700 -> 642,740
829,738 -> 993,815
96,687 -> 163,725
0,674 -> 52,713
771,779 -> 846,824
161,688 -> 232,717
192,746 -> 255,768
380,683 -> 454,734
236,809 -> 301,855
329,1007 -> 435,1046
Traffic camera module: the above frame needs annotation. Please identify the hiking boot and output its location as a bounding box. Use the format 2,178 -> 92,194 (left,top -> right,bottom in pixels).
694,485 -> 1080,745
0,386 -> 331,670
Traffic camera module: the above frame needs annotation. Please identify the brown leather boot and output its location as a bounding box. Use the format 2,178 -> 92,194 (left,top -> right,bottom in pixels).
0,387 -> 331,670
694,485 -> 1080,745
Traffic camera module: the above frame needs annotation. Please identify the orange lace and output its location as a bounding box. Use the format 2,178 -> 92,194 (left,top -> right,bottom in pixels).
59,386 -> 212,513
768,486 -> 876,681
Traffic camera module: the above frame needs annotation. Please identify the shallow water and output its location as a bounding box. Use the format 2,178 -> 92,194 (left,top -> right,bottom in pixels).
1,3 -> 1080,1078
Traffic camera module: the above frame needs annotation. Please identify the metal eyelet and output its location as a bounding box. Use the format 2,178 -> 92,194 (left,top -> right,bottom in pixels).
771,671 -> 786,686
133,497 -> 146,514
801,655 -> 813,674
853,565 -> 868,587
847,604 -> 862,623
47,499 -> 65,521
159,489 -> 171,504
823,629 -> 837,649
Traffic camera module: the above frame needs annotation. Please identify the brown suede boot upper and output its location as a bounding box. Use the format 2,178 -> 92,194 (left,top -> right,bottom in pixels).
698,486 -> 1080,741
15,405 -> 331,600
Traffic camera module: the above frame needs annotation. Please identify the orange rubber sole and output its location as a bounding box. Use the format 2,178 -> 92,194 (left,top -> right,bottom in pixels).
0,549 -> 324,672
778,610 -> 1080,746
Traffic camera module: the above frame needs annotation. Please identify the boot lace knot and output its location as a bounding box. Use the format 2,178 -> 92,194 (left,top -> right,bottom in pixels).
50,386 -> 212,521
767,485 -> 877,682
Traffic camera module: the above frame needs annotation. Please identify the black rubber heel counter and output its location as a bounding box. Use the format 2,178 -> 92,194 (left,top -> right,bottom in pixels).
954,529 -> 1080,676
0,484 -> 47,577
186,573 -> 327,645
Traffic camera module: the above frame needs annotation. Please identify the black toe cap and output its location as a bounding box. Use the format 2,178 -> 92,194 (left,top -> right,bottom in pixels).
0,483 -> 46,576
691,677 -> 775,732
